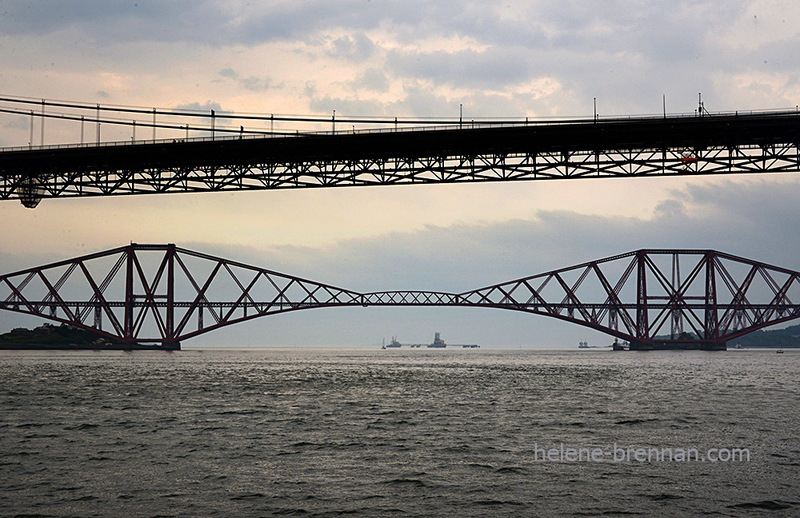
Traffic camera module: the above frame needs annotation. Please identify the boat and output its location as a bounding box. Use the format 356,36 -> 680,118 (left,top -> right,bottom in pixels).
611,339 -> 629,351
427,332 -> 447,348
425,332 -> 479,348
777,349 -> 784,354
385,332 -> 478,349
382,336 -> 402,348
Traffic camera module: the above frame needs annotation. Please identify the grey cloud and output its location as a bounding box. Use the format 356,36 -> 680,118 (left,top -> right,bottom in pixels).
3,1 -> 791,117
0,1 -> 705,50
308,96 -> 390,118
354,68 -> 391,92
0,1 -> 217,40
218,68 -> 238,79
0,0 -> 753,63
240,76 -> 272,92
0,0 -> 409,46
217,69 -> 276,93
173,101 -> 226,114
325,33 -> 376,61
386,47 -> 534,88
653,199 -> 686,219
382,83 -> 457,117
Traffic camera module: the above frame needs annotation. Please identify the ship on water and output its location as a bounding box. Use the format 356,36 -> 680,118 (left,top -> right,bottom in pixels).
381,337 -> 402,349
428,331 -> 447,348
427,331 -> 480,348
382,332 -> 479,349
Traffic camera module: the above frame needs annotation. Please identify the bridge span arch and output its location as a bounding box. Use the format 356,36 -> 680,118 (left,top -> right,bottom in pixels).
2,244 -> 800,349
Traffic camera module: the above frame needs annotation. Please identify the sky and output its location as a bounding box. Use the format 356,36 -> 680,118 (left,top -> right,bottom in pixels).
1,0 -> 799,348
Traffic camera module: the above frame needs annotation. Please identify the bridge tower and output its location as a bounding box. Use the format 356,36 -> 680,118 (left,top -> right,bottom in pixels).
628,250 -> 727,350
121,243 -> 180,349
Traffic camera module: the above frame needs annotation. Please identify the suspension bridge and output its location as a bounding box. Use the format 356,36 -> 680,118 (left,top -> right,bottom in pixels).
0,95 -> 799,208
2,244 -> 799,350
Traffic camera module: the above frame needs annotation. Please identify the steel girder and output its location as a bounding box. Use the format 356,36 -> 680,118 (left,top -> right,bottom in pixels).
1,112 -> 799,206
459,250 -> 800,346
2,144 -> 799,204
1,245 -> 799,346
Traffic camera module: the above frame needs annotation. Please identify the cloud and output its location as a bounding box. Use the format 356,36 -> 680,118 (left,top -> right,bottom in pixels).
0,1 -> 401,47
218,68 -> 238,79
385,47 -> 534,89
325,33 -> 376,61
173,101 -> 226,113
353,68 -> 391,92
240,76 -> 273,92
217,68 -> 276,92
3,1 -> 798,116
653,199 -> 686,219
0,1 -> 213,41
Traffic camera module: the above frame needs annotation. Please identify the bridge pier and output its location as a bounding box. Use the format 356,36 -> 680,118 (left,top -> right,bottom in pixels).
628,340 -> 726,351
117,340 -> 181,351
160,340 -> 181,351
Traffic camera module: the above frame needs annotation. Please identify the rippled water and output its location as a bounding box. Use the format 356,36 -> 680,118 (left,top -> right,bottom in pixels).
1,348 -> 799,517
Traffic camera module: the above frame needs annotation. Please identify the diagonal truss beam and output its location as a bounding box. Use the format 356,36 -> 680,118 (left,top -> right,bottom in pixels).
2,245 -> 800,347
1,111 -> 799,207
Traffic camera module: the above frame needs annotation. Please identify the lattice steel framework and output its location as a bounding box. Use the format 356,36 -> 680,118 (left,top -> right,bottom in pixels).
458,250 -> 800,349
1,245 -> 799,349
1,111 -> 799,207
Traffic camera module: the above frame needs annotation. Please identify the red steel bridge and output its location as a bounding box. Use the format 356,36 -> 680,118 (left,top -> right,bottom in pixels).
0,96 -> 799,207
2,244 -> 799,350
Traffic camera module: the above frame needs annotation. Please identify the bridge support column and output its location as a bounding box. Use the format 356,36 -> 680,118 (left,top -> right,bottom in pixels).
124,245 -> 134,341
166,243 -> 175,344
161,340 -> 181,351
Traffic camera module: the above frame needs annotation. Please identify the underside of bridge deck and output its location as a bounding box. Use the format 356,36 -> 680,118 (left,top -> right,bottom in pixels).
1,111 -> 798,207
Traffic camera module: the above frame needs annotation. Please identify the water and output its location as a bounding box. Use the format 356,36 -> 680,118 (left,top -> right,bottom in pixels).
1,348 -> 798,517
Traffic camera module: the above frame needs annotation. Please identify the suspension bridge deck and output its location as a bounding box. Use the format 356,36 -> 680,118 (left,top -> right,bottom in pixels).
1,110 -> 799,207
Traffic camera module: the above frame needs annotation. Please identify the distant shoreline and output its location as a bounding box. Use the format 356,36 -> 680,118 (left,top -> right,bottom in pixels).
2,323 -> 800,350
0,343 -> 174,351
0,324 -> 179,351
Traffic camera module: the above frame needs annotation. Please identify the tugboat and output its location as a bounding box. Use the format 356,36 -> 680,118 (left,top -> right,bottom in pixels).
382,337 -> 402,349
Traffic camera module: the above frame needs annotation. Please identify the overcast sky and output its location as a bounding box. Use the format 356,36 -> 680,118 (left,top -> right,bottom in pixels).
1,1 -> 799,347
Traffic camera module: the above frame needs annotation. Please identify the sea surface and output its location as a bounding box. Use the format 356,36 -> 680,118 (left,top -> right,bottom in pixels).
1,347 -> 798,517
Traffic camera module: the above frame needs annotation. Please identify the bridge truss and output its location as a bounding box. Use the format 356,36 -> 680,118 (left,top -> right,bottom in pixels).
1,244 -> 799,349
1,110 -> 799,207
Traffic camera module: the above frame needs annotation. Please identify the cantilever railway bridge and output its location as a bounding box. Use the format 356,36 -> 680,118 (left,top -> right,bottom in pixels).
0,96 -> 799,207
2,244 -> 799,350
